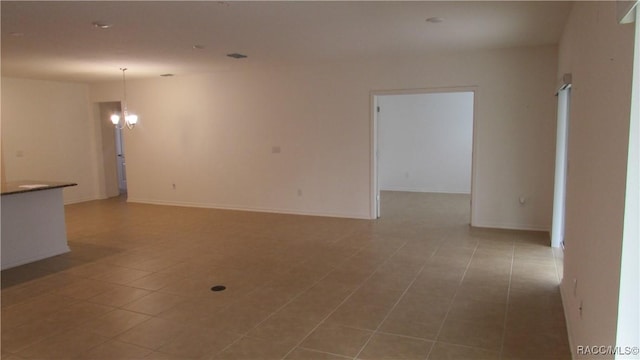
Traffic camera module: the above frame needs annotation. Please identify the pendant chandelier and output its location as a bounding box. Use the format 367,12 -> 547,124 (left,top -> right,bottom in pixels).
110,68 -> 138,129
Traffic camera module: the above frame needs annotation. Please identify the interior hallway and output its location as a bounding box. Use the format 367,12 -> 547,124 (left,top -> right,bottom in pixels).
1,192 -> 570,359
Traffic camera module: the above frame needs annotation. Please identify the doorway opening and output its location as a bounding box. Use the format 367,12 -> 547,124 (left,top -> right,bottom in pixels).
98,102 -> 127,198
371,88 -> 477,222
114,122 -> 127,195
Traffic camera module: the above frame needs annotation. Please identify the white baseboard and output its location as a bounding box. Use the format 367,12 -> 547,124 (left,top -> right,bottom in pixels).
126,198 -> 371,220
63,194 -> 105,205
380,187 -> 471,194
470,221 -> 550,232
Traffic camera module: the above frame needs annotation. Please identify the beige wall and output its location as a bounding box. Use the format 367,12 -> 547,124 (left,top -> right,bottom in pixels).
90,45 -> 558,228
1,77 -> 102,203
1,45 -> 559,228
557,2 -> 635,356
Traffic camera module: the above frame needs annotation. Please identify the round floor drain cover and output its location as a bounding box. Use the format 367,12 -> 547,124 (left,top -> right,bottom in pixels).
210,285 -> 226,292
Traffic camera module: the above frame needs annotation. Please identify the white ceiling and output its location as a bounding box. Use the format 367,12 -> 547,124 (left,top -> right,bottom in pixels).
1,1 -> 572,83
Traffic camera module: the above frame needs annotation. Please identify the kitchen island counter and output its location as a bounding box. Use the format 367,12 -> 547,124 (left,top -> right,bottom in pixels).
1,180 -> 77,270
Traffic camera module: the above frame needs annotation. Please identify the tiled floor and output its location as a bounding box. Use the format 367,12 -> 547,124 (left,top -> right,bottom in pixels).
1,192 -> 571,359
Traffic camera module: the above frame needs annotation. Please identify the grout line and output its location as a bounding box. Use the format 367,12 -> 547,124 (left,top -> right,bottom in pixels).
423,239 -> 480,360
351,240 -> 444,360
109,240 -> 368,356
212,242 -> 380,357
498,241 -> 516,360
297,346 -> 353,359
373,329 -> 439,343
434,339 -> 503,353
278,240 -> 412,360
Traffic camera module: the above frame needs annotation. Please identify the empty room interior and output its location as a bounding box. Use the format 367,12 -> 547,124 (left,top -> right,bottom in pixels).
1,1 -> 639,360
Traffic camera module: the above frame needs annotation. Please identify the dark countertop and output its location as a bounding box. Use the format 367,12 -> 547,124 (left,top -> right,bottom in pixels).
1,181 -> 77,196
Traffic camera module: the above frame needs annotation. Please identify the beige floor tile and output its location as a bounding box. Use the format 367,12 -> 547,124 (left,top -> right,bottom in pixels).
322,266 -> 376,289
16,327 -> 109,359
508,285 -> 564,311
156,297 -> 225,324
285,347 -> 351,359
127,272 -> 184,291
42,301 -> 115,330
89,266 -> 154,285
8,272 -> 80,290
143,351 -> 192,359
78,309 -> 151,337
378,292 -> 450,340
427,342 -> 500,360
378,308 -> 446,340
232,287 -> 294,313
213,336 -> 295,360
437,319 -> 504,351
1,294 -> 79,330
2,263 -> 59,292
1,286 -> 42,309
1,318 -> 65,353
358,333 -> 433,360
502,329 -> 571,359
86,284 -> 152,307
300,324 -> 373,357
197,303 -> 273,334
76,339 -> 153,359
245,313 -> 319,346
417,264 -> 467,283
1,354 -> 29,360
325,299 -> 392,330
125,257 -> 183,272
121,292 -> 189,315
63,262 -> 122,279
445,298 -> 506,326
116,317 -> 185,350
348,283 -> 406,309
158,276 -> 227,298
455,282 -> 509,304
53,278 -> 121,300
461,269 -> 511,288
277,285 -> 350,323
506,304 -> 566,331
1,192 -> 570,360
408,278 -> 459,300
157,325 -> 241,359
365,271 -> 417,293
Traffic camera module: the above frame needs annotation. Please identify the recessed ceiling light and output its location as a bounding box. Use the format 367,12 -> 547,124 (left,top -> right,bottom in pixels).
227,53 -> 248,59
92,21 -> 112,29
426,17 -> 444,24
193,44 -> 205,50
160,73 -> 174,77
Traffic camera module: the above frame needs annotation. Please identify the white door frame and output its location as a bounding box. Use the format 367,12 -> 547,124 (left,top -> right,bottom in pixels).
370,86 -> 479,223
551,85 -> 571,248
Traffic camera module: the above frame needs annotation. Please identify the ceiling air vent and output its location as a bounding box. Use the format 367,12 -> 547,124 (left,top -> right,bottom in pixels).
227,53 -> 248,59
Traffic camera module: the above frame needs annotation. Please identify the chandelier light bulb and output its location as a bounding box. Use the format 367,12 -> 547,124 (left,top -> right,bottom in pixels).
125,113 -> 138,126
110,68 -> 139,129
